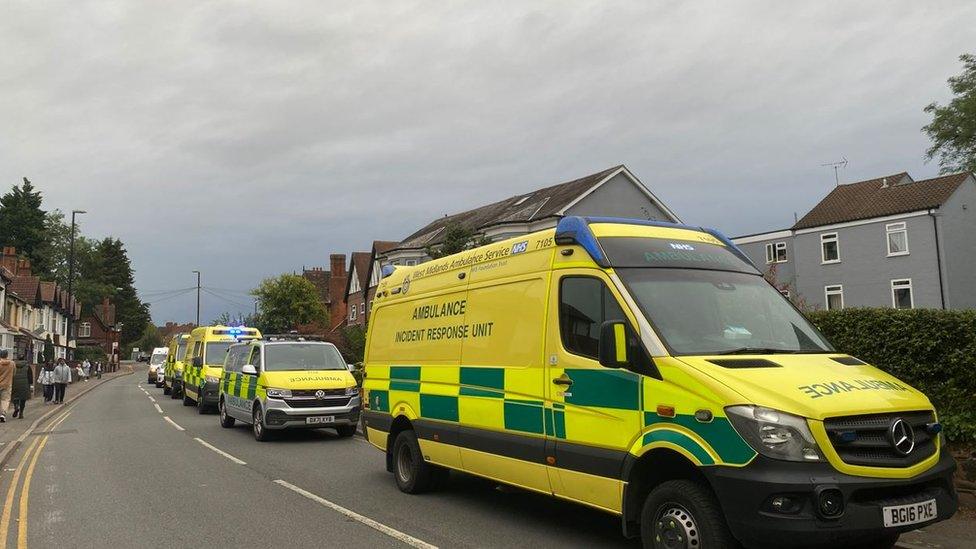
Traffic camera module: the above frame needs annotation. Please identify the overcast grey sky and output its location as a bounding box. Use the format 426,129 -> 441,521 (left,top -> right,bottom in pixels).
1,1 -> 973,324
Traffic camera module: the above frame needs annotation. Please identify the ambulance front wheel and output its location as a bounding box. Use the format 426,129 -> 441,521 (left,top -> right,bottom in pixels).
219,399 -> 235,428
640,479 -> 739,549
392,430 -> 446,494
336,424 -> 356,438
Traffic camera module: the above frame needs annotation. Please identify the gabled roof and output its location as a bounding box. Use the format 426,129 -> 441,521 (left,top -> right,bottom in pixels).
302,268 -> 331,305
373,240 -> 398,255
344,252 -> 371,298
794,172 -> 972,230
40,281 -> 56,303
395,165 -> 674,250
8,276 -> 40,304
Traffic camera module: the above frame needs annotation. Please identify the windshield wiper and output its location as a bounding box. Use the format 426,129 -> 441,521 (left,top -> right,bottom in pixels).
715,347 -> 803,355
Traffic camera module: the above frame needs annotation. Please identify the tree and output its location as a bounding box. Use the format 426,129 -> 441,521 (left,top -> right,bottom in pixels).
251,274 -> 328,334
424,222 -> 492,259
92,238 -> 150,345
341,325 -> 367,364
135,322 -> 163,352
0,178 -> 48,272
923,53 -> 976,174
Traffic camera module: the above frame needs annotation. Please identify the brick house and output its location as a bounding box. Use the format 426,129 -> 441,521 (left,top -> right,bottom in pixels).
301,253 -> 349,330
343,252 -> 371,328
77,296 -> 121,358
159,321 -> 196,342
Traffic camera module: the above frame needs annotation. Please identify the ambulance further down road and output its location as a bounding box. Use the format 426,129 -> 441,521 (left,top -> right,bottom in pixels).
362,216 -> 957,549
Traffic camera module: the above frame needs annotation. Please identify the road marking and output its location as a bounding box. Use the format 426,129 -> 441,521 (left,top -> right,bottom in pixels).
163,417 -> 185,431
0,437 -> 41,549
148,396 -> 155,403
153,403 -> 163,414
273,479 -> 438,549
193,438 -> 246,465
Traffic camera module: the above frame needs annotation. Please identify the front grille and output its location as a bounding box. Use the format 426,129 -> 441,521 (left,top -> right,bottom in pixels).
291,389 -> 345,397
823,411 -> 936,468
285,396 -> 351,408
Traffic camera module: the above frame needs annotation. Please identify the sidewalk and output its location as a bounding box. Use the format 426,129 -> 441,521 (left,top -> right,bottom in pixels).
0,362 -> 133,465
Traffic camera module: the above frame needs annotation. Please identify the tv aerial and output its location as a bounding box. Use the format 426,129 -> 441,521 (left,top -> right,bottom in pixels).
821,157 -> 848,186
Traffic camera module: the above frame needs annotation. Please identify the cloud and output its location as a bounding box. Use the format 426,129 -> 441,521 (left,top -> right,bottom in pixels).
1,1 -> 972,322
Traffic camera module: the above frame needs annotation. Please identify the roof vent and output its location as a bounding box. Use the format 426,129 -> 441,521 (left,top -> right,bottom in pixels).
513,194 -> 532,206
881,177 -> 888,188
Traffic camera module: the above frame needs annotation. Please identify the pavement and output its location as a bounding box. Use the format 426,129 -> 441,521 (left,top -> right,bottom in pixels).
0,372 -> 971,548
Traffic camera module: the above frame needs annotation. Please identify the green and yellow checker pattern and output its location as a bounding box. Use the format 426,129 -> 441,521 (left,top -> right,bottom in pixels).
220,371 -> 262,402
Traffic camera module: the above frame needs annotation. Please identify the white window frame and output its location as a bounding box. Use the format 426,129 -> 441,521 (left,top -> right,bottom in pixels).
349,307 -> 357,321
360,303 -> 365,314
821,233 -> 840,264
764,241 -> 788,264
886,222 -> 909,257
78,322 -> 91,338
891,279 -> 914,309
765,243 -> 775,264
824,285 -> 844,310
779,289 -> 791,299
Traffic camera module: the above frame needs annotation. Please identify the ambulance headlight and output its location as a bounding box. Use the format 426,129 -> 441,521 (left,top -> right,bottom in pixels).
726,406 -> 823,462
205,375 -> 220,384
345,386 -> 359,396
266,388 -> 291,398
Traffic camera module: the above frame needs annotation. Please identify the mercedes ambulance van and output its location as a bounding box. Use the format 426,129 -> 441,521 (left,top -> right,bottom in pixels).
181,325 -> 260,412
362,216 -> 957,549
163,333 -> 190,397
217,335 -> 360,441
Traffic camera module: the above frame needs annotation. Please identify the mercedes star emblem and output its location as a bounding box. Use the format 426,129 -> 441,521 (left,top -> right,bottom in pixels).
888,418 -> 915,456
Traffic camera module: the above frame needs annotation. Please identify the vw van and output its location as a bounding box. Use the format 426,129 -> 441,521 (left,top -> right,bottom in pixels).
362,216 -> 957,549
182,325 -> 260,412
163,333 -> 190,397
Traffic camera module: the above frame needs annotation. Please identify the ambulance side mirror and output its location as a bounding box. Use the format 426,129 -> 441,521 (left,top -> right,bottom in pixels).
192,356 -> 203,368
598,321 -> 631,369
241,364 -> 257,375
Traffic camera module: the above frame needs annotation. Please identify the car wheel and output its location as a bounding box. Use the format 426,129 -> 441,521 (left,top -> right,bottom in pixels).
163,384 -> 171,395
219,400 -> 235,428
182,390 -> 194,406
392,430 -> 444,494
253,406 -> 271,441
336,424 -> 356,438
197,388 -> 207,414
641,479 -> 739,549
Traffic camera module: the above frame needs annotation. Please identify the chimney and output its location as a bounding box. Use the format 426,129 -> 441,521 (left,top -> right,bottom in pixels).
102,296 -> 110,324
330,254 -> 347,276
16,258 -> 31,276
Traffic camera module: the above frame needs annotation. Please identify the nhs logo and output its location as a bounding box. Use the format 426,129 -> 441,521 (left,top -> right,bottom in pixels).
512,241 -> 529,254
669,243 -> 695,251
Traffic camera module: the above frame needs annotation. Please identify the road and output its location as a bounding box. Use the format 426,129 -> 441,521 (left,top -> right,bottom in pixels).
0,374 -> 635,549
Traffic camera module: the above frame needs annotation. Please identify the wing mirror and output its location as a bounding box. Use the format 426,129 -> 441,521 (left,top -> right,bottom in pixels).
599,320 -> 632,369
241,364 -> 257,375
192,356 -> 203,368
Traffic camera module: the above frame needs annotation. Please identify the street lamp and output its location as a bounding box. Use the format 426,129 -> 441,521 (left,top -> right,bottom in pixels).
67,209 -> 86,361
192,270 -> 201,326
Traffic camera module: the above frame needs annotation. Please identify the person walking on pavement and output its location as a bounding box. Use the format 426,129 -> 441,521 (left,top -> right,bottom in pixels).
82,359 -> 91,381
38,361 -> 55,404
11,357 -> 32,419
95,361 -> 103,380
53,358 -> 71,404
0,349 -> 14,422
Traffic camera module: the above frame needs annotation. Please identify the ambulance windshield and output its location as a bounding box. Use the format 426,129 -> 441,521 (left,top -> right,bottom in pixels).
264,343 -> 347,371
616,268 -> 833,356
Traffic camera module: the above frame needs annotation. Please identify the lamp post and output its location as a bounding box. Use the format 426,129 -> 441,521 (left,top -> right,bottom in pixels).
67,209 -> 86,361
192,270 -> 201,326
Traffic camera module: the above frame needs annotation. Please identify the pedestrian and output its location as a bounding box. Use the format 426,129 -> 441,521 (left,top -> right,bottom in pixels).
38,362 -> 55,403
82,359 -> 91,381
0,349 -> 14,422
95,361 -> 103,380
11,357 -> 32,419
74,362 -> 86,382
53,358 -> 71,404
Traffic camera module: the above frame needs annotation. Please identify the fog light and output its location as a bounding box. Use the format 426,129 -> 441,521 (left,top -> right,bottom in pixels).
767,495 -> 801,514
771,497 -> 791,511
818,489 -> 844,518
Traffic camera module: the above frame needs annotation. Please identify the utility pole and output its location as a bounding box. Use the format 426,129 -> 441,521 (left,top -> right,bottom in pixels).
67,210 -> 86,360
192,270 -> 201,326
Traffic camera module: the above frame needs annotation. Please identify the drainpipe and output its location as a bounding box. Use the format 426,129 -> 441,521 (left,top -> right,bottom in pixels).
929,210 -> 947,310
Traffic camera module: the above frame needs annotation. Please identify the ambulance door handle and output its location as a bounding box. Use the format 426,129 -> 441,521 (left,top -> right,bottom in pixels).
552,375 -> 573,386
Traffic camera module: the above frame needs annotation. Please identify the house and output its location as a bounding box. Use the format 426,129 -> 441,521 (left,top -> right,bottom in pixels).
381,165 -> 681,266
733,172 -> 976,310
158,321 -> 196,342
361,240 -> 398,326
77,297 -> 121,358
0,267 -> 15,351
301,254 -> 349,330
343,252 -> 372,328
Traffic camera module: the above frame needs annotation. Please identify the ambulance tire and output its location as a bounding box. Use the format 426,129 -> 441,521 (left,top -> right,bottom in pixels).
183,390 -> 195,406
219,399 -> 235,428
163,385 -> 171,395
640,479 -> 739,549
336,424 -> 356,438
253,406 -> 273,442
392,430 -> 444,494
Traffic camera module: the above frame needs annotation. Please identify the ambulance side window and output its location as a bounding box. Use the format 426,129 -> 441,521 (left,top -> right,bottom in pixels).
247,347 -> 262,372
559,277 -> 626,360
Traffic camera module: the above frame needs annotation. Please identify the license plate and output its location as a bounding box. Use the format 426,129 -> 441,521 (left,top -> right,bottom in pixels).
883,499 -> 937,528
305,416 -> 335,425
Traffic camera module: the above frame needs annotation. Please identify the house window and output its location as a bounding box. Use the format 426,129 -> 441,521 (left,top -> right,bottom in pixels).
779,289 -> 791,299
360,303 -> 365,314
405,259 -> 417,267
821,233 -> 840,263
78,322 -> 91,338
349,307 -> 357,321
886,222 -> 909,256
824,285 -> 844,310
891,279 -> 914,309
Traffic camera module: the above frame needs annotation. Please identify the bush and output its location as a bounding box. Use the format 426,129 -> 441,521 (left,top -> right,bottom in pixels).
807,308 -> 976,443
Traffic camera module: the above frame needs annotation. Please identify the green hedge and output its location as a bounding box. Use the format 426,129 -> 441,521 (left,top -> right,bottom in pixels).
807,308 -> 976,443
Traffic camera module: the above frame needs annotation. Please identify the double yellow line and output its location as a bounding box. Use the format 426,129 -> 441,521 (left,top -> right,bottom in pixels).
0,407 -> 73,549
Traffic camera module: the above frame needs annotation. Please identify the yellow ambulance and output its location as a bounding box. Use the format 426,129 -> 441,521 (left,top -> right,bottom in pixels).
362,216 -> 957,549
163,333 -> 190,397
181,325 -> 260,412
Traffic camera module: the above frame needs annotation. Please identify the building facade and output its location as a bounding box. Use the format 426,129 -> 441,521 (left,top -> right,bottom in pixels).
733,172 -> 976,310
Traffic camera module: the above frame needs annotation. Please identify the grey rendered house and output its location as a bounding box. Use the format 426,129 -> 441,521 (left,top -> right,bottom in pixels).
733,172 -> 976,310
381,164 -> 682,266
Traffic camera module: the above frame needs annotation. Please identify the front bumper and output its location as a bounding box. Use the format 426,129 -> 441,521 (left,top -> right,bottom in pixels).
199,381 -> 220,406
262,396 -> 361,430
704,450 -> 958,548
